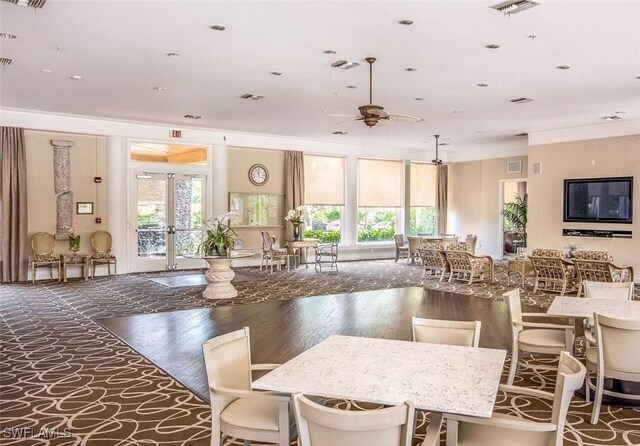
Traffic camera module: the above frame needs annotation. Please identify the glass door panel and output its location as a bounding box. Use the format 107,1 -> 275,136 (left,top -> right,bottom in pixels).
136,174 -> 167,259
173,175 -> 205,259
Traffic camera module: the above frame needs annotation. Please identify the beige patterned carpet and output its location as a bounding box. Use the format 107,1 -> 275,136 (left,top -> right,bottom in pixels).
1,260 -> 639,445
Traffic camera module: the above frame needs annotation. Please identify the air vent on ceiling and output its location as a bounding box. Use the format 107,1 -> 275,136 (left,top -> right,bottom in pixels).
3,0 -> 47,7
240,94 -> 265,100
490,0 -> 539,15
507,160 -> 522,174
602,115 -> 622,121
330,60 -> 360,70
510,97 -> 534,104
515,132 -> 528,137
0,58 -> 12,66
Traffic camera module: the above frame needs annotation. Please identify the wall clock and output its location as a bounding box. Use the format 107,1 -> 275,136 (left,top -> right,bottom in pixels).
248,164 -> 269,186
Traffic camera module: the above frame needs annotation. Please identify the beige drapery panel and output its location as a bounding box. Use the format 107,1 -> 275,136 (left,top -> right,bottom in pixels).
436,165 -> 448,235
1,127 -> 29,282
285,151 -> 305,241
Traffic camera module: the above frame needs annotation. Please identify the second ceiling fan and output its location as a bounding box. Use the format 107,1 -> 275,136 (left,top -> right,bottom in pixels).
335,57 -> 423,128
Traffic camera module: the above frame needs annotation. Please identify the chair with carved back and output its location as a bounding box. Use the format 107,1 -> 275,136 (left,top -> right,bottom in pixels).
260,230 -> 290,273
465,234 -> 478,255
444,243 -> 494,284
30,232 -> 61,283
529,249 -> 576,295
418,242 -> 449,281
90,230 -> 117,278
394,234 -> 409,263
573,250 -> 634,297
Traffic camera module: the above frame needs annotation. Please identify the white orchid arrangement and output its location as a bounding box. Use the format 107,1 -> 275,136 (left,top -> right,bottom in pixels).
284,206 -> 308,225
197,212 -> 238,256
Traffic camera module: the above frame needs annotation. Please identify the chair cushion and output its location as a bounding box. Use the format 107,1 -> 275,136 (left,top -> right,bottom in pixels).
585,347 -> 598,366
518,329 -> 567,349
92,253 -> 116,260
457,412 -> 552,446
220,397 -> 287,432
34,256 -> 59,262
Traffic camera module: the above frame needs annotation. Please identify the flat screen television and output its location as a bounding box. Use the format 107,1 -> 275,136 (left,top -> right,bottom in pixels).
563,177 -> 633,224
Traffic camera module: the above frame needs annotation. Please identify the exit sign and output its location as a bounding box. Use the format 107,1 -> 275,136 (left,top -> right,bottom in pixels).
170,129 -> 182,138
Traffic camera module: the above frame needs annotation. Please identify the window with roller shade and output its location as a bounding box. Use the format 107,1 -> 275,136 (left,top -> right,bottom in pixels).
303,155 -> 345,242
358,158 -> 404,242
409,162 -> 437,235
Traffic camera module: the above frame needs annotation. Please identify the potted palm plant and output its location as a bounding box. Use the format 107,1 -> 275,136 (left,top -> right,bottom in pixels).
197,212 -> 237,257
501,193 -> 528,246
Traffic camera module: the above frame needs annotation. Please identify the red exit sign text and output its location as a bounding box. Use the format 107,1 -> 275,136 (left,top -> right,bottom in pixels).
171,130 -> 182,138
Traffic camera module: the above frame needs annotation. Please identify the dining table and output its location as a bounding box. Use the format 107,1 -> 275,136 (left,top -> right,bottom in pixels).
253,335 -> 506,418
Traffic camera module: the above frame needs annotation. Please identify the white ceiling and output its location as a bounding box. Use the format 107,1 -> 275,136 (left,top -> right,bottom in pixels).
1,0 -> 639,157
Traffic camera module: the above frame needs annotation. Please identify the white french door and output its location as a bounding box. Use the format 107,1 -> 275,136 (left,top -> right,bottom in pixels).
132,172 -> 206,272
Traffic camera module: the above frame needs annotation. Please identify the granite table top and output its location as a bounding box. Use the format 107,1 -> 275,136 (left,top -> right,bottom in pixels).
252,335 -> 506,417
547,296 -> 640,319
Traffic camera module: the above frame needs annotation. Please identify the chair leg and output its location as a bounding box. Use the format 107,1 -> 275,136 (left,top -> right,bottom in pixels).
591,370 -> 604,424
585,372 -> 591,403
507,346 -> 519,385
32,264 -> 35,284
395,250 -> 399,263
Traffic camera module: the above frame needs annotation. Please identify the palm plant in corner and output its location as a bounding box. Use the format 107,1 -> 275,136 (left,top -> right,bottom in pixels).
501,193 -> 528,246
197,212 -> 237,257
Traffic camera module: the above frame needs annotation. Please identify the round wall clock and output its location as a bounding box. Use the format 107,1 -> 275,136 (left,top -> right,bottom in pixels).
248,164 -> 269,186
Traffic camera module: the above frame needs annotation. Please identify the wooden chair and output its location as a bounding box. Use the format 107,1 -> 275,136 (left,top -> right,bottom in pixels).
315,242 -> 338,272
445,351 -> 586,446
504,289 -> 574,385
529,248 -> 576,295
202,327 -> 294,446
293,393 -> 443,446
573,250 -> 634,297
90,230 -> 117,277
586,314 -> 640,424
30,232 -> 60,283
444,244 -> 494,284
260,230 -> 290,273
394,234 -> 409,263
418,244 -> 449,281
412,317 -> 481,347
465,234 -> 478,254
440,234 -> 458,250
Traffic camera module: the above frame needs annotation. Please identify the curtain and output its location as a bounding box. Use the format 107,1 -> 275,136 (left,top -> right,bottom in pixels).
285,150 -> 305,241
436,165 -> 448,235
1,127 -> 29,282
304,155 -> 344,205
358,159 -> 403,207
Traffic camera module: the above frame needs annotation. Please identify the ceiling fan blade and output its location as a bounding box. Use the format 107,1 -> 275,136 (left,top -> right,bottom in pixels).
334,117 -> 364,125
386,113 -> 423,123
367,108 -> 389,118
329,113 -> 358,118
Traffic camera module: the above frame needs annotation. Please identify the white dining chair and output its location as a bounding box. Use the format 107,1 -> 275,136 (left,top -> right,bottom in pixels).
292,393 -> 443,446
504,289 -> 574,385
445,351 -> 585,446
586,313 -> 640,424
582,281 -> 634,348
411,317 -> 481,347
202,327 -> 294,446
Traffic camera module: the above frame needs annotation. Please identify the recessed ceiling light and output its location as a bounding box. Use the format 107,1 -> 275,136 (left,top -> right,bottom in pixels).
270,71 -> 282,76
404,67 -> 418,72
453,110 -> 464,114
40,69 -> 53,73
153,86 -> 167,91
398,19 -> 413,25
414,97 -> 424,101
56,46 -> 64,51
333,131 -> 348,135
184,114 -> 203,120
346,85 -> 357,89
528,35 -> 537,40
323,50 -> 337,55
556,65 -> 571,70
70,75 -> 82,81
485,44 -> 500,49
166,52 -> 181,58
477,83 -> 489,87
210,25 -> 226,31
477,130 -> 485,134
602,115 -> 622,121
615,111 -> 626,115
322,109 -> 330,113
240,93 -> 265,100
491,0 -> 540,15
510,97 -> 534,104
0,33 -> 16,39
330,60 -> 359,70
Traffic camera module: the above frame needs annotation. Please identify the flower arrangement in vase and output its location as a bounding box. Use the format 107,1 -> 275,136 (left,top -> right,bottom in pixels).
197,212 -> 237,257
62,224 -> 80,252
285,206 -> 308,241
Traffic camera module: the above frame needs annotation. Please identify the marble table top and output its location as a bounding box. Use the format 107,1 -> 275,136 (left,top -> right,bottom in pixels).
547,296 -> 640,319
252,335 -> 506,417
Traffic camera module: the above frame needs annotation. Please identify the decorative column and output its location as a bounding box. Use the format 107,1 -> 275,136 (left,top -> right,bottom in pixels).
51,140 -> 74,239
211,144 -> 229,218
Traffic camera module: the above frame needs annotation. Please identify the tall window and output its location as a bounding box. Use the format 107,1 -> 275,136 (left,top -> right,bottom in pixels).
304,155 -> 345,242
409,162 -> 437,235
358,159 -> 403,242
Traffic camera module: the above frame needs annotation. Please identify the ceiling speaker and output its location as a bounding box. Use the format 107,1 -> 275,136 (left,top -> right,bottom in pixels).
533,162 -> 542,175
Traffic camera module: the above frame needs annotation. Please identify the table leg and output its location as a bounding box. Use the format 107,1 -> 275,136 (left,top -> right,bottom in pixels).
203,258 -> 237,299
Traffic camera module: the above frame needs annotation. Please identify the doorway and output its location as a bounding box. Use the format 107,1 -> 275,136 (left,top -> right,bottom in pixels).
500,180 -> 528,258
132,172 -> 206,272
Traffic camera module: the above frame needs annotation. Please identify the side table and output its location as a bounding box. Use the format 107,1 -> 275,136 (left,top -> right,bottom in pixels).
60,254 -> 89,282
507,258 -> 534,288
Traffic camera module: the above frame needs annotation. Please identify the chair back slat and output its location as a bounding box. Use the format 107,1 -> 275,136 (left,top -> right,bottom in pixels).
584,281 -> 634,301
550,352 -> 587,438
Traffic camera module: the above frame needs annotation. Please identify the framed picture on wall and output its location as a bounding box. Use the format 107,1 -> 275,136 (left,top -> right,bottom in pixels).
76,202 -> 94,214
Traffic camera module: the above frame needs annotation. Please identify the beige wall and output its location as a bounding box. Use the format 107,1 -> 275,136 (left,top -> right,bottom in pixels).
528,134 -> 639,273
25,130 -> 107,256
228,147 -> 286,249
448,156 -> 528,255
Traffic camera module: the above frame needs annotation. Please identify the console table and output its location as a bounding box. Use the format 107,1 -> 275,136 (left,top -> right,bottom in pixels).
60,254 -> 89,282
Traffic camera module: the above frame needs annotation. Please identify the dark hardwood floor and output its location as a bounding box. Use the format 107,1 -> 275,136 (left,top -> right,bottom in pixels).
97,287 -> 512,401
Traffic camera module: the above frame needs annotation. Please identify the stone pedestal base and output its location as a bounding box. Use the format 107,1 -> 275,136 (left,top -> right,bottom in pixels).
203,258 -> 237,299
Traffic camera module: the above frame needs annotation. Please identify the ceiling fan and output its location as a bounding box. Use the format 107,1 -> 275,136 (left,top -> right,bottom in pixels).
431,134 -> 443,165
333,57 -> 422,128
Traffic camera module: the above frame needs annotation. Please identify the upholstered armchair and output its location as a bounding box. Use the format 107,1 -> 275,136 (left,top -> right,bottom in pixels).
529,248 -> 576,295
30,232 -> 60,283
444,244 -> 494,284
90,230 -> 117,277
418,244 -> 449,281
394,234 -> 409,263
573,250 -> 634,297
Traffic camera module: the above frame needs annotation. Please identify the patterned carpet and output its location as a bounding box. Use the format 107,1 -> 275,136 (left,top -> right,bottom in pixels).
1,260 -> 639,445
